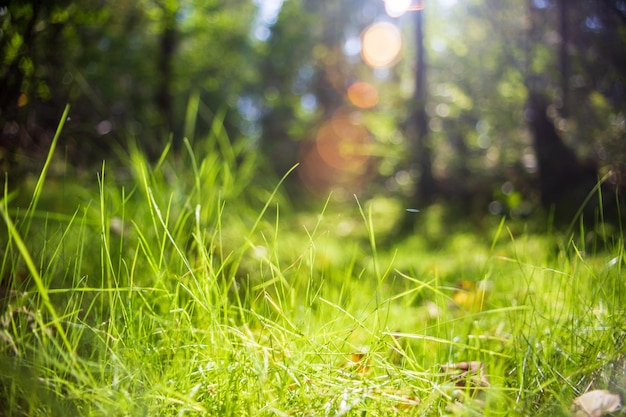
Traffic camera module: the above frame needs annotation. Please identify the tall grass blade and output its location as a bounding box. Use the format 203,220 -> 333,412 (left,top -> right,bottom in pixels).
566,171 -> 611,234
0,205 -> 74,356
184,89 -> 201,141
246,164 -> 298,240
24,104 -> 70,236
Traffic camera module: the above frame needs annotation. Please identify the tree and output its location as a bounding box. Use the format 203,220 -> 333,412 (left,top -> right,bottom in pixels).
0,0 -> 102,181
155,0 -> 179,143
402,7 -> 435,229
256,0 -> 320,179
525,0 -> 626,221
0,0 -> 259,171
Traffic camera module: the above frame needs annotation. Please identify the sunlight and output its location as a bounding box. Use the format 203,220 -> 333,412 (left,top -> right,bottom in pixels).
383,0 -> 423,17
361,22 -> 402,68
384,0 -> 412,17
383,0 -> 457,17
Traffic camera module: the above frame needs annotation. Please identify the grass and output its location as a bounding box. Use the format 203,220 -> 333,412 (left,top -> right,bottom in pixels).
0,115 -> 625,416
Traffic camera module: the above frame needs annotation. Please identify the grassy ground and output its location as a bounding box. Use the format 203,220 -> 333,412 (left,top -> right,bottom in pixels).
1,117 -> 625,416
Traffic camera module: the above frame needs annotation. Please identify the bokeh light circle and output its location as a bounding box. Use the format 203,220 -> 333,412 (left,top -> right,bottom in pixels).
384,0 -> 412,17
315,113 -> 370,171
361,22 -> 402,68
347,82 -> 379,109
298,109 -> 374,196
383,0 -> 424,17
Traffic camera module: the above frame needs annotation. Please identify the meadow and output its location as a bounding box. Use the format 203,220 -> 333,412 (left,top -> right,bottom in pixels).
1,111 -> 624,416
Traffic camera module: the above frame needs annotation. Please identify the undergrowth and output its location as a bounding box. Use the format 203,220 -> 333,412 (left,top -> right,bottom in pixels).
0,109 -> 625,416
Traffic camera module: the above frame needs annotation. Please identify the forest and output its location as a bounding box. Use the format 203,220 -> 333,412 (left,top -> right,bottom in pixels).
1,0 -> 626,415
2,0 -> 625,222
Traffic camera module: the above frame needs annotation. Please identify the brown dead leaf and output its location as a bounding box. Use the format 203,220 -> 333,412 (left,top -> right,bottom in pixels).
571,389 -> 621,417
441,361 -> 490,392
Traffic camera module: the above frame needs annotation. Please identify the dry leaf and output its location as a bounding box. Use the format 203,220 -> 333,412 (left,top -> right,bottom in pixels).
571,389 -> 621,417
441,361 -> 490,392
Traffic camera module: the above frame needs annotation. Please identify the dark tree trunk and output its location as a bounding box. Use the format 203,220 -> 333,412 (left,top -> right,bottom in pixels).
527,93 -> 598,221
557,0 -> 569,117
396,9 -> 436,235
407,9 -> 435,209
156,4 -> 177,145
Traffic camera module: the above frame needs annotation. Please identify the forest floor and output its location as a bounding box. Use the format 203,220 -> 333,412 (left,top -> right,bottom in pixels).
1,121 -> 625,416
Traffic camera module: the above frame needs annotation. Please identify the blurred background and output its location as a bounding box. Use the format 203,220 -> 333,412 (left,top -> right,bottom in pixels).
1,0 -> 625,226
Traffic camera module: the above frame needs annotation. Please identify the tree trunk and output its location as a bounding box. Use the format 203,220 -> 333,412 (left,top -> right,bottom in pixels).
156,3 -> 177,145
527,92 -> 598,221
407,10 -> 435,207
396,9 -> 436,235
557,0 -> 569,117
405,10 -> 435,221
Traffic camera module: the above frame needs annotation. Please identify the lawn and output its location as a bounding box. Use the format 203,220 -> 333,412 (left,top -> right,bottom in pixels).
1,114 -> 624,416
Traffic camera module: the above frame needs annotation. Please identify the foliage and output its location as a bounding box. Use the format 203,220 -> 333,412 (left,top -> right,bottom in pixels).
2,0 -> 625,221
0,0 -> 257,163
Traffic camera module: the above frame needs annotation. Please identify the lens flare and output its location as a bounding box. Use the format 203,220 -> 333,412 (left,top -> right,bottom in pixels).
347,82 -> 379,109
384,0 -> 411,17
361,22 -> 402,68
316,113 -> 370,171
298,109 -> 374,195
383,0 -> 424,17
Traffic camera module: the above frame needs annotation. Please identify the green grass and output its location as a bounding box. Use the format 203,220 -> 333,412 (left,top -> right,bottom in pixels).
1,117 -> 625,416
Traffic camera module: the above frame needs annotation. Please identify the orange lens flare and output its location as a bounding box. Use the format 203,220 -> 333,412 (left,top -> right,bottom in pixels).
316,113 -> 370,171
298,110 -> 374,195
347,82 -> 379,109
